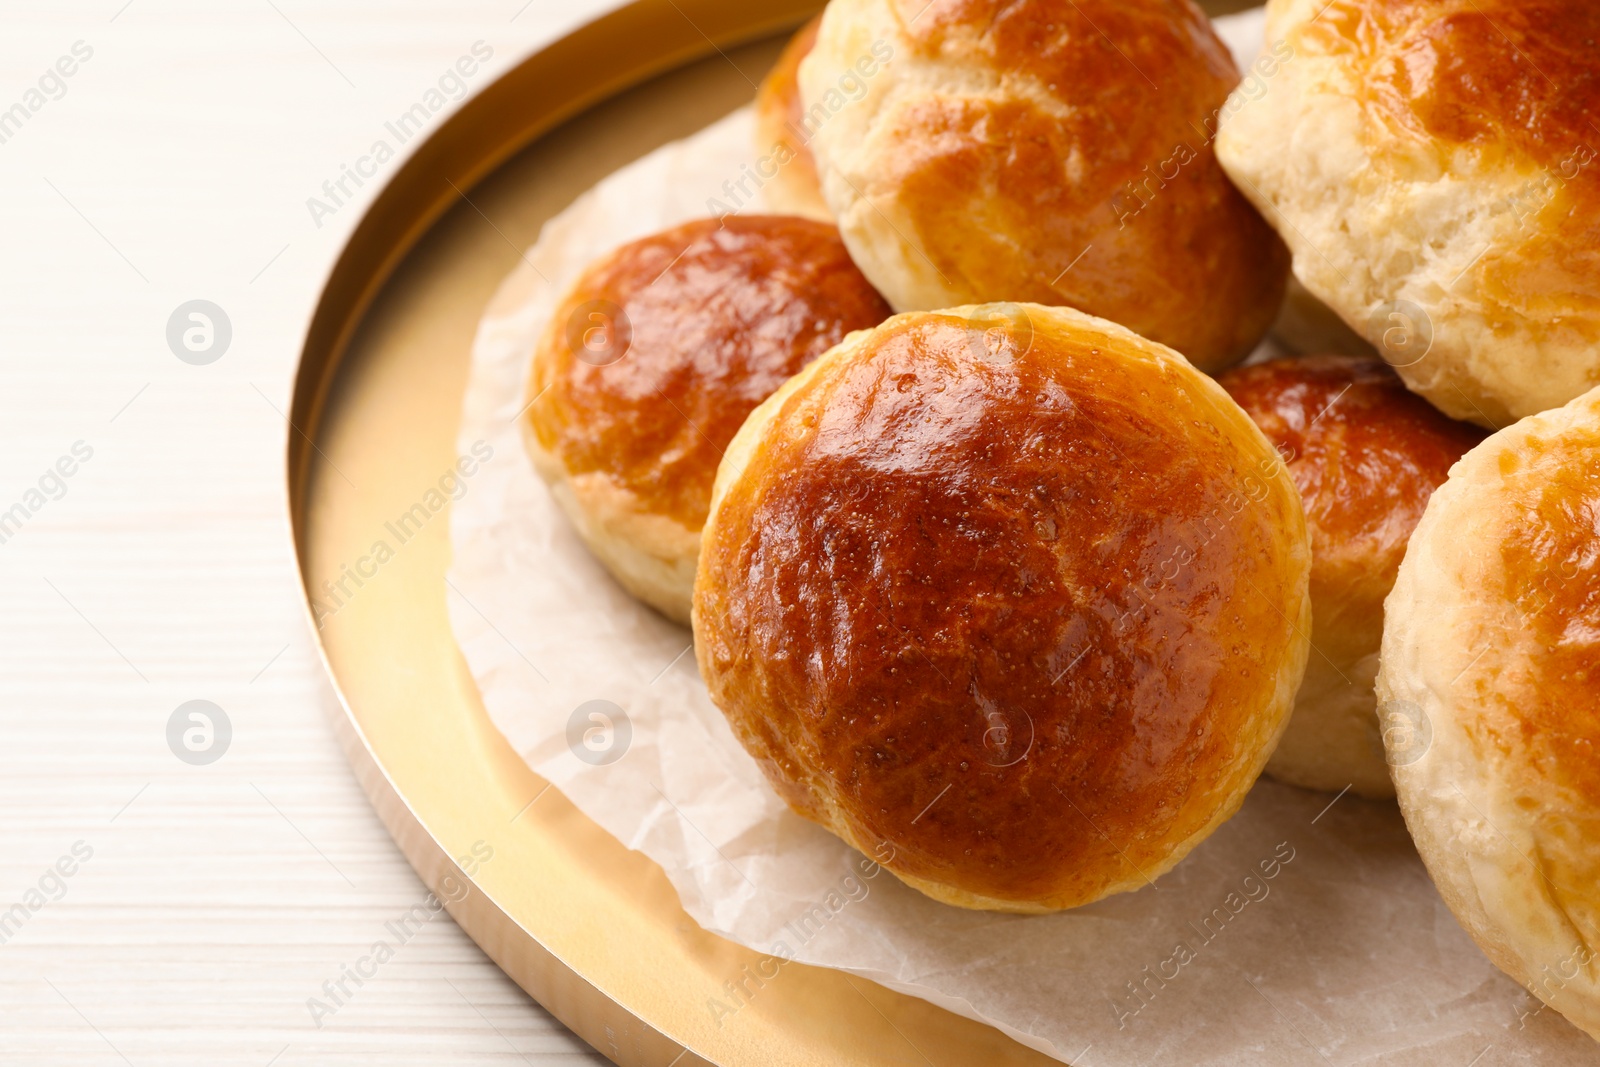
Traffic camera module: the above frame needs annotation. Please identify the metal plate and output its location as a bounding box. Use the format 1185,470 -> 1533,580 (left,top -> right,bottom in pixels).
287,2 -> 1255,1063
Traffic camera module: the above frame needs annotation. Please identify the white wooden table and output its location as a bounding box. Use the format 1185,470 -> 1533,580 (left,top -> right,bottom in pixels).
0,2 -> 622,1062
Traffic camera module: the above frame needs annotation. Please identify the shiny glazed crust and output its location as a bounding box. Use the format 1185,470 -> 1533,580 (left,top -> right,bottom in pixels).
797,0 -> 1290,371
694,303 -> 1312,911
1220,355 -> 1485,797
753,15 -> 832,221
525,216 -> 891,624
1216,0 -> 1600,426
1378,385 -> 1600,1040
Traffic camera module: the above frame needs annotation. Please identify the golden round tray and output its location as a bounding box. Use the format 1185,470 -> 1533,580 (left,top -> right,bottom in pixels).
287,2 -> 1259,1062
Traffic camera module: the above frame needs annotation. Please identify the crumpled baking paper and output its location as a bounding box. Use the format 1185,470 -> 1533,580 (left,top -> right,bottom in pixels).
445,11 -> 1593,1063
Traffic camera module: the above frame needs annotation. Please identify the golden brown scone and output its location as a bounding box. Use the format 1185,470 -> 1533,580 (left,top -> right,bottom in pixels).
796,0 -> 1290,372
753,15 -> 831,221
1378,385 -> 1600,1041
1220,355 -> 1486,797
1216,0 -> 1600,427
694,303 -> 1312,912
524,216 -> 891,624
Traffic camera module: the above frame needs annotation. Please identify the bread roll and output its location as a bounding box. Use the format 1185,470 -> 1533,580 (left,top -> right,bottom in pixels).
797,0 -> 1290,372
524,215 -> 891,624
1220,355 -> 1485,797
1378,385 -> 1600,1041
753,15 -> 831,221
1216,0 -> 1600,427
694,302 -> 1311,911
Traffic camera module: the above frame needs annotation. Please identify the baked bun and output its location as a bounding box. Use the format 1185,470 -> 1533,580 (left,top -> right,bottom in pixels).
796,0 -> 1290,372
753,15 -> 831,221
1220,355 -> 1485,797
1215,0 -> 1600,427
524,215 -> 891,624
694,303 -> 1312,912
1378,385 -> 1600,1040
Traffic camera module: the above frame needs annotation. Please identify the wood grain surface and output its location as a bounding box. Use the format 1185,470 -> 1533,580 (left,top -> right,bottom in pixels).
0,2 -> 631,1062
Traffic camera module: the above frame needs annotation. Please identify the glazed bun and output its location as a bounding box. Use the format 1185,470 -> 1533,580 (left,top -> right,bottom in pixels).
796,0 -> 1290,372
1378,385 -> 1600,1040
524,215 -> 891,624
694,303 -> 1312,912
1216,0 -> 1600,427
1220,355 -> 1485,797
754,15 -> 831,221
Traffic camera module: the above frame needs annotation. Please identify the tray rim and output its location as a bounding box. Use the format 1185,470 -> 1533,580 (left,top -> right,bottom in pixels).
284,2 -> 1277,1063
283,4 -> 1070,1065
285,6 -> 823,1064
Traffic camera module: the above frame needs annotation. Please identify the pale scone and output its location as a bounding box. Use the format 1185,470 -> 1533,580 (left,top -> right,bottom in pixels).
1378,385 -> 1600,1040
1216,0 -> 1600,427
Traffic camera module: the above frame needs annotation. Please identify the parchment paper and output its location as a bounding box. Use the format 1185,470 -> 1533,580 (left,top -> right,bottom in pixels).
446,12 -> 1593,1063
